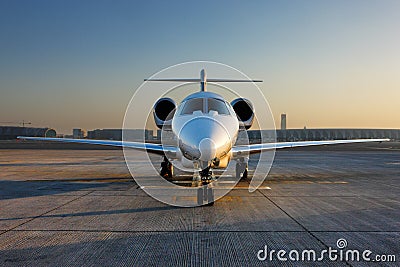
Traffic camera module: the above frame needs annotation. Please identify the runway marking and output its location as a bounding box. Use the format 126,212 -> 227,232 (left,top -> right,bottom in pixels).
26,177 -> 133,183
235,186 -> 271,190
171,180 -> 239,185
316,181 -> 348,184
172,196 -> 197,202
140,186 -> 256,190
218,196 -> 243,202
267,180 -> 348,185
139,185 -> 271,190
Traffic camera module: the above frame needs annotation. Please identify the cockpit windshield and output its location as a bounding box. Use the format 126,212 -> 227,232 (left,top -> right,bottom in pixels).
207,98 -> 230,115
181,98 -> 204,115
180,97 -> 231,115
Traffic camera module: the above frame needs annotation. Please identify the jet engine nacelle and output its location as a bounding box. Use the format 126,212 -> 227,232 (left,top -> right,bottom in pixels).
231,98 -> 254,130
153,98 -> 176,129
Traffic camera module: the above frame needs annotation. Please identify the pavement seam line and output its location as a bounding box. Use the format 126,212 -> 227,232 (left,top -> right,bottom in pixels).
0,190 -> 95,237
3,229 -> 400,233
258,189 -> 354,267
0,229 -> 400,234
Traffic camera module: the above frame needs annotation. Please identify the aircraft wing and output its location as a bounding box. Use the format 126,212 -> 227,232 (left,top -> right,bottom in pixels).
232,138 -> 390,155
17,136 -> 177,156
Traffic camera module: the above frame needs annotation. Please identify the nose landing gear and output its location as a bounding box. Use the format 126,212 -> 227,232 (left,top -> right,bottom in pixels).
194,164 -> 215,206
199,165 -> 213,185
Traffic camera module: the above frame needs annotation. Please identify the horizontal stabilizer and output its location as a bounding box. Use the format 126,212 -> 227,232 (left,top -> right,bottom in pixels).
145,69 -> 261,92
144,78 -> 262,83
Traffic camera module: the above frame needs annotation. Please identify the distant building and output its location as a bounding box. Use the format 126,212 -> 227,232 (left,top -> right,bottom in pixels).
87,129 -> 121,140
87,128 -> 399,143
72,128 -> 86,139
276,128 -> 400,142
155,129 -> 176,142
0,126 -> 56,140
87,129 -> 154,141
281,114 -> 287,130
124,129 -> 154,141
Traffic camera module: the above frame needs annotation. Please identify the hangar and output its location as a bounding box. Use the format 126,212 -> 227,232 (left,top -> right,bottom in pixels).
0,126 -> 56,140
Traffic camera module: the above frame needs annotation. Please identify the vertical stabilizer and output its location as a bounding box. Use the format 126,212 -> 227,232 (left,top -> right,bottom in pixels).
200,69 -> 207,92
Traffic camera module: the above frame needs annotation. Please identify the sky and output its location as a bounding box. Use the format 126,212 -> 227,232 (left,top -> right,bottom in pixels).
0,0 -> 399,134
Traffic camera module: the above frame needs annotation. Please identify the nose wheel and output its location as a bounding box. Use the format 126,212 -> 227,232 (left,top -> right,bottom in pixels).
197,186 -> 214,206
197,165 -> 215,206
189,165 -> 214,206
160,156 -> 173,179
192,162 -> 214,185
199,166 -> 213,185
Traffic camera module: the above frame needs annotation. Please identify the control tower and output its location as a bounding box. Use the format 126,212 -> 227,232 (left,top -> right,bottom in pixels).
281,114 -> 287,130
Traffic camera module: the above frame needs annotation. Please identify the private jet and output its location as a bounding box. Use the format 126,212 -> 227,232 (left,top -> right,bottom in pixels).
18,69 -> 388,186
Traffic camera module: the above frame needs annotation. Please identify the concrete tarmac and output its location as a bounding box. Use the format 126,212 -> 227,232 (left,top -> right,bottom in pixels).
0,144 -> 399,266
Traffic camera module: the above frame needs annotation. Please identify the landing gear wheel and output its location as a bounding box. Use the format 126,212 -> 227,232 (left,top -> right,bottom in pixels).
236,162 -> 248,180
205,187 -> 214,206
242,167 -> 248,179
199,166 -> 212,185
197,186 -> 215,206
160,156 -> 173,179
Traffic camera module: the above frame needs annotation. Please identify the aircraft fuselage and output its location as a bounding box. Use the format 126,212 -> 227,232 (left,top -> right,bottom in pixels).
171,91 -> 239,169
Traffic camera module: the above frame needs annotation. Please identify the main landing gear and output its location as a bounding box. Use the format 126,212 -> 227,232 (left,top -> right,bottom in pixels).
236,159 -> 248,180
160,156 -> 173,179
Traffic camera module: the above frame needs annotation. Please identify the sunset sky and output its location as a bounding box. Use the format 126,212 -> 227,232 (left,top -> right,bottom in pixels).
1,0 -> 399,134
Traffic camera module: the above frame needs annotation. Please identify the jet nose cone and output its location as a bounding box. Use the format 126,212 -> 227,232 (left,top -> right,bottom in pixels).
199,138 -> 216,161
178,117 -> 231,161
